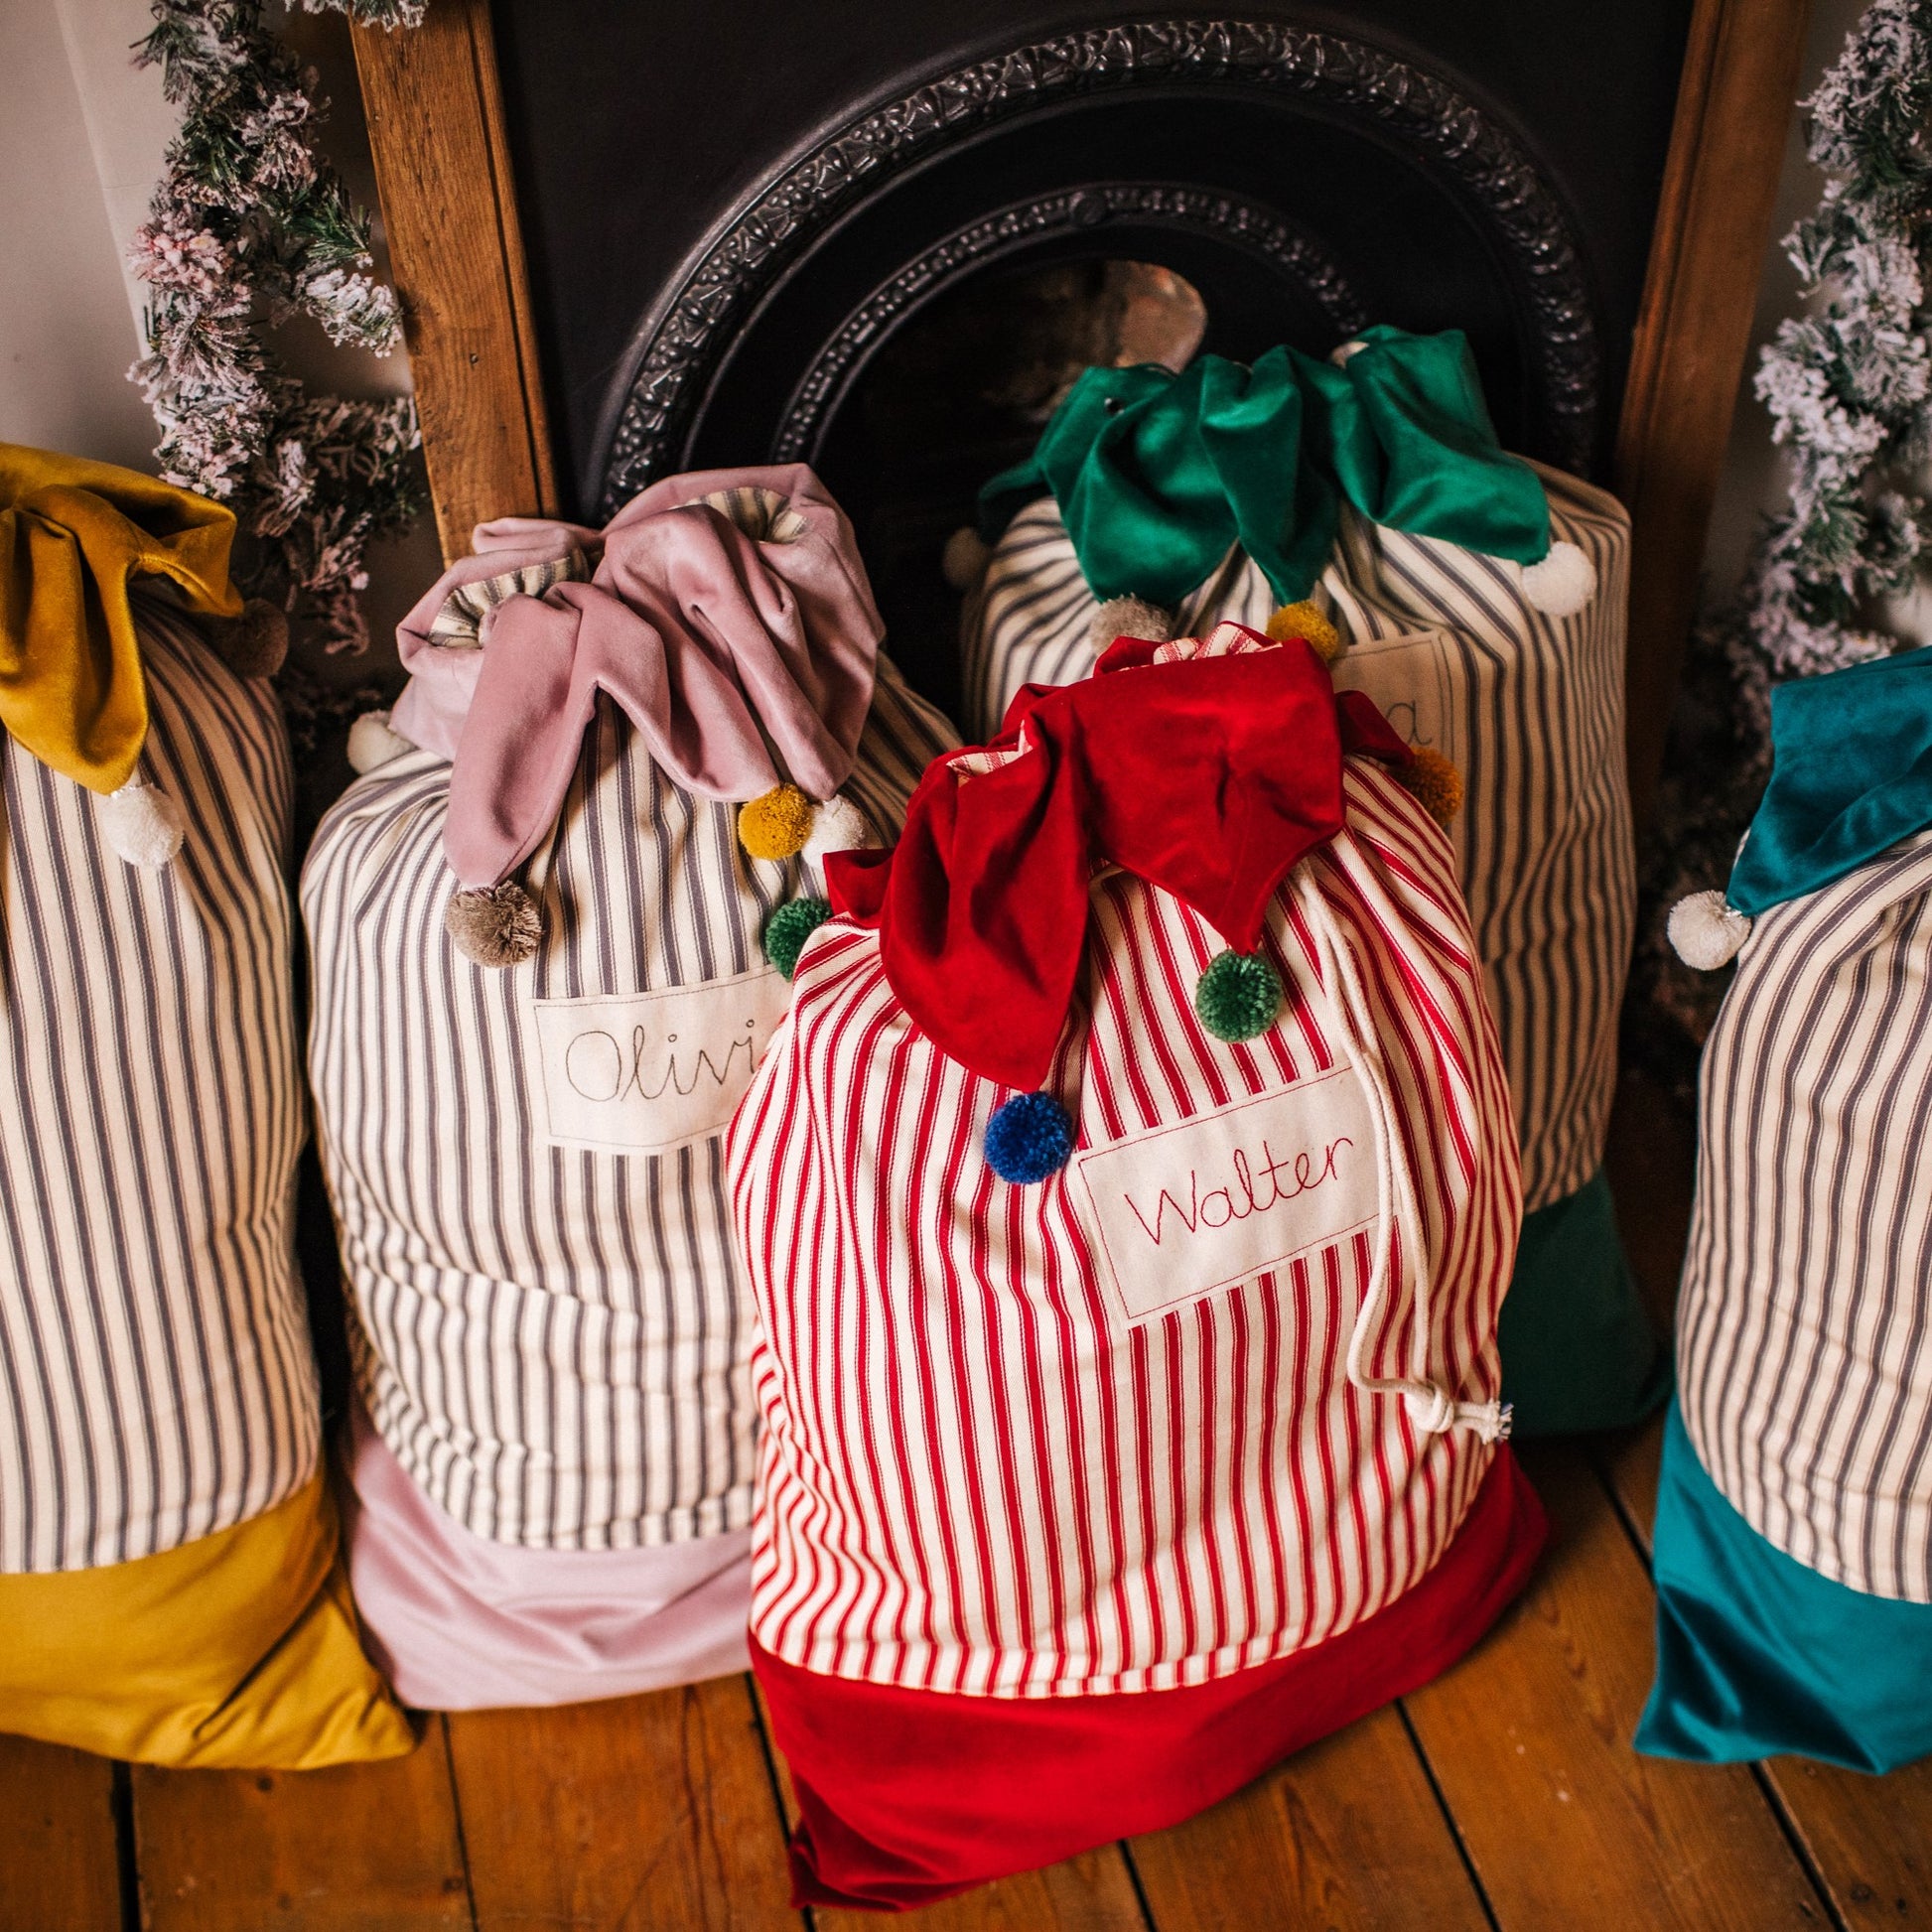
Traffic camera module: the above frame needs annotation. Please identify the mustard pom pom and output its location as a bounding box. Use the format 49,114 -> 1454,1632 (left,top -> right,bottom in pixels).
1397,747 -> 1463,828
738,784 -> 817,861
1265,601 -> 1342,663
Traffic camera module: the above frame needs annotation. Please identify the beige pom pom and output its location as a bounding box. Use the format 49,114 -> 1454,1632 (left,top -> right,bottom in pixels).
1668,890 -> 1751,969
802,793 -> 871,868
206,599 -> 289,679
446,883 -> 541,966
942,527 -> 993,593
99,779 -> 186,869
1520,541 -> 1597,618
1087,596 -> 1173,655
346,710 -> 413,774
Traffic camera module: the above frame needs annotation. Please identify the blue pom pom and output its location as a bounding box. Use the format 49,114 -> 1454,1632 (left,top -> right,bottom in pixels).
984,1091 -> 1075,1184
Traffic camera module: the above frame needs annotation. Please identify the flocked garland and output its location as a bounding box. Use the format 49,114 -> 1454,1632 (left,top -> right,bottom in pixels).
1637,0 -> 1932,1070
128,0 -> 425,657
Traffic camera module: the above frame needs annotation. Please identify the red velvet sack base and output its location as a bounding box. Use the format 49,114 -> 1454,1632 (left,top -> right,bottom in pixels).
755,1447 -> 1547,1912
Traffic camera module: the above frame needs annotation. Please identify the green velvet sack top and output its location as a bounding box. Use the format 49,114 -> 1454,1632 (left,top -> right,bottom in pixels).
1727,642 -> 1932,914
978,325 -> 1554,609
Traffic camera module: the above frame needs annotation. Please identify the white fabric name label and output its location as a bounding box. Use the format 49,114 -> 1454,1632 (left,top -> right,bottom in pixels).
1071,1068 -> 1379,1326
532,966 -> 790,1156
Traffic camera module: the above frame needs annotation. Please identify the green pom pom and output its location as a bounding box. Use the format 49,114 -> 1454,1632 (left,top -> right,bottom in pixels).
762,897 -> 833,979
1194,949 -> 1283,1042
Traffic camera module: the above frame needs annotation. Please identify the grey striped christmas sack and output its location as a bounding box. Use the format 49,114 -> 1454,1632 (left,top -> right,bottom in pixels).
304,479 -> 959,1563
1678,830 -> 1932,1604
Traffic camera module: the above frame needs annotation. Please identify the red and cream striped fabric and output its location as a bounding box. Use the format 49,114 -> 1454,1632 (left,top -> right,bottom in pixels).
730,667 -> 1522,1704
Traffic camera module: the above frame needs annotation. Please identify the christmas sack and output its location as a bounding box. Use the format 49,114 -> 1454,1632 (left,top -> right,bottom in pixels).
0,446 -> 410,1767
731,621 -> 1547,1909
303,465 -> 957,1710
955,327 -> 1660,1438
1639,647 -> 1932,1774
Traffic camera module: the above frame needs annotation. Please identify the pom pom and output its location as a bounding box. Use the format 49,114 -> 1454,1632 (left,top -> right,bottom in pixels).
1087,596 -> 1173,655
446,883 -> 541,966
984,1091 -> 1076,1184
206,598 -> 289,679
1265,601 -> 1342,664
739,784 -> 816,861
99,779 -> 186,869
762,897 -> 833,979
942,526 -> 993,593
1668,890 -> 1752,970
346,710 -> 413,773
1520,540 -> 1597,618
1194,949 -> 1284,1042
802,793 -> 871,868
1396,747 -> 1463,828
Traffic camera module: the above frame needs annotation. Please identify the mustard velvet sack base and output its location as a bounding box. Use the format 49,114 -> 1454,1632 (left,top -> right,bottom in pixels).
0,1471 -> 415,1769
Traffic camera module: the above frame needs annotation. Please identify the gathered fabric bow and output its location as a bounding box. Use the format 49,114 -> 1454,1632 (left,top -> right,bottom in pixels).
976,326 -> 1556,611
828,625 -> 1411,1091
389,464 -> 884,894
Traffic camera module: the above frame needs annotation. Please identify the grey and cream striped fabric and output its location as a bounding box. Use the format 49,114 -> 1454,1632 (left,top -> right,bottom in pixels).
961,463 -> 1634,1213
1679,831 -> 1932,1603
303,657 -> 956,1551
0,600 -> 313,1576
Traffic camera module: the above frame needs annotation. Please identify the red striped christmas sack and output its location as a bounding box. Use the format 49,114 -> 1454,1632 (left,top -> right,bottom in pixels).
728,621 -> 1547,1909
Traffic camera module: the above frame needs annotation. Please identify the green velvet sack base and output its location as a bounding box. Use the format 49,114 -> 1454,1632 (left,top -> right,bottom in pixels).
1497,1168 -> 1670,1439
1635,1404 -> 1932,1773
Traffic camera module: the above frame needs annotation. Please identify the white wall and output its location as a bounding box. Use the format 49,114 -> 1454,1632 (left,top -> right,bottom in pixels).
0,0 -> 1912,677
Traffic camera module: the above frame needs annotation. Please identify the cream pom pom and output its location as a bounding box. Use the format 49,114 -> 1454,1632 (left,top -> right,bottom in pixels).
1668,890 -> 1752,969
802,793 -> 871,868
1520,540 -> 1597,617
99,779 -> 186,869
346,710 -> 414,774
1087,595 -> 1173,655
942,527 -> 993,593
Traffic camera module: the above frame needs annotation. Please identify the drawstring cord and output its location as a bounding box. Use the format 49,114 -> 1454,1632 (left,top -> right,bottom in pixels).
1291,860 -> 1510,1444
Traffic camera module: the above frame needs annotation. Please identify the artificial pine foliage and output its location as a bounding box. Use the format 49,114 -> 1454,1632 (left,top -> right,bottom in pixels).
128,0 -> 426,654
1637,0 -> 1932,1067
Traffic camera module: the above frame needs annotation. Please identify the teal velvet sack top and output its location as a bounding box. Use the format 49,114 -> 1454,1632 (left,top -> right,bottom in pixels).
1728,643 -> 1932,914
978,326 -> 1554,608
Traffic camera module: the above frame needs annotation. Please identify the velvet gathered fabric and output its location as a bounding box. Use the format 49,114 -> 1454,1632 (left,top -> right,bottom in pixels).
826,627 -> 1412,1092
1635,1405 -> 1932,1772
757,1447 -> 1547,1912
339,1401 -> 751,1712
1497,1169 -> 1671,1437
1726,641 -> 1932,914
386,464 -> 883,890
0,443 -> 243,795
975,328 -> 1553,608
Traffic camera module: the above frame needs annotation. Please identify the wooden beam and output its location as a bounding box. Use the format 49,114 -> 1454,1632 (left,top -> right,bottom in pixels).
349,0 -> 557,562
1615,0 -> 1811,832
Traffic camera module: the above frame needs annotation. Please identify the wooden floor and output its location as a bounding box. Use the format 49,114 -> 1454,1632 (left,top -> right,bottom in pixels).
6,1077 -> 1929,1931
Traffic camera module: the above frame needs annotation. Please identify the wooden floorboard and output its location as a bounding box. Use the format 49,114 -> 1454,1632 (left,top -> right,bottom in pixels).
445,1675 -> 799,1931
1125,1703 -> 1491,1932
1404,1440 -> 1827,1930
130,1720 -> 472,1932
0,1731 -> 122,1932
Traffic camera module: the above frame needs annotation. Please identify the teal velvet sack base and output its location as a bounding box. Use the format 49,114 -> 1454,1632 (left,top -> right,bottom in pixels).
1497,1168 -> 1670,1438
1635,1404 -> 1932,1773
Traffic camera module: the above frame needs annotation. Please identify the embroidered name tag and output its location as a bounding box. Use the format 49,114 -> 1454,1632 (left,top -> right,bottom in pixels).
1329,627 -> 1461,768
1071,1068 -> 1379,1326
532,967 -> 790,1156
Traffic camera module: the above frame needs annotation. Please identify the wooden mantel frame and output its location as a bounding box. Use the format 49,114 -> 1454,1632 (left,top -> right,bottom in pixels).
350,0 -> 1809,832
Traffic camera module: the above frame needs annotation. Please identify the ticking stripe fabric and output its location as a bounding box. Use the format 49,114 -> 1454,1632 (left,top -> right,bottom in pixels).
0,599 -> 312,1576
1678,830 -> 1932,1604
961,463 -> 1632,1215
304,656 -> 956,1551
731,754 -> 1518,1697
